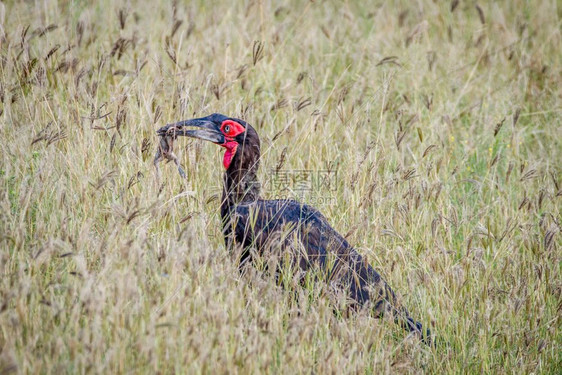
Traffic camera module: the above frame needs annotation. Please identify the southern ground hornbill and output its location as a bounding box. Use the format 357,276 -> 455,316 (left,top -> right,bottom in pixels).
157,113 -> 429,343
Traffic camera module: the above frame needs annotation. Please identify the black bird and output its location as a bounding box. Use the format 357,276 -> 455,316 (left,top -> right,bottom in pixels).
157,113 -> 429,342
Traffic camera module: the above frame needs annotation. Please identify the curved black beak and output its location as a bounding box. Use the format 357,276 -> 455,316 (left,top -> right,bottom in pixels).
157,118 -> 225,144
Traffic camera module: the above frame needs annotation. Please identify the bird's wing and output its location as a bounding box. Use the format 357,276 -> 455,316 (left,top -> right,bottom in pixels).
229,200 -> 417,325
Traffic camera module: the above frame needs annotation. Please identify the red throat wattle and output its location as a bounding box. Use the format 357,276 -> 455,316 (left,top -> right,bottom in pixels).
222,141 -> 238,169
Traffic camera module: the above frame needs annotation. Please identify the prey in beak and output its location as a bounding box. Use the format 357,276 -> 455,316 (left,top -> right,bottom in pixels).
153,132 -> 186,180
156,118 -> 225,145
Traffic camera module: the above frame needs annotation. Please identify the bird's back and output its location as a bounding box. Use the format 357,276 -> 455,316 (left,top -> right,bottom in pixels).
225,199 -> 396,311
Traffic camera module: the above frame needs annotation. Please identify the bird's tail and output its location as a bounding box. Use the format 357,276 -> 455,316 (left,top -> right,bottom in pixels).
373,279 -> 432,346
400,316 -> 432,346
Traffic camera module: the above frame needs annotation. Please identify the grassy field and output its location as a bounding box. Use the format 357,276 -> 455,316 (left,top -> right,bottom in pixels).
1,0 -> 561,373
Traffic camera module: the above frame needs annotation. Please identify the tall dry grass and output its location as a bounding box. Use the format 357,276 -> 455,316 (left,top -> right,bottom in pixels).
0,0 -> 560,373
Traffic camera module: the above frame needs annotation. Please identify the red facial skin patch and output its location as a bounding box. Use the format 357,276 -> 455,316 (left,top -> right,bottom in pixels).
220,120 -> 245,169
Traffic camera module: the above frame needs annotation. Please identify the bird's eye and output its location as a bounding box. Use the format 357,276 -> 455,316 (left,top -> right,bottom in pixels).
224,125 -> 230,133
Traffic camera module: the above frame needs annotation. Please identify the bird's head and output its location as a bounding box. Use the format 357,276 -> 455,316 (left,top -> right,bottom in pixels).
157,113 -> 260,170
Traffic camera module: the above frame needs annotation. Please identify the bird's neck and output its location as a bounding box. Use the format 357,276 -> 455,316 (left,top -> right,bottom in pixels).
219,165 -> 259,249
220,132 -> 261,233
221,159 -> 261,210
